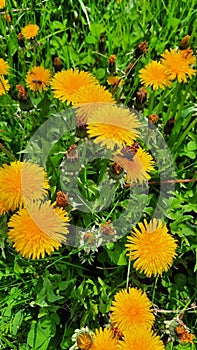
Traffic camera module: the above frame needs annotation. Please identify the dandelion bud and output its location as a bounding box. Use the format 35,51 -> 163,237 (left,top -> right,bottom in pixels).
134,41 -> 148,58
101,221 -> 115,236
83,232 -> 95,244
17,32 -> 25,47
179,35 -> 190,50
56,191 -> 69,207
99,32 -> 105,53
65,144 -> 78,162
53,57 -> 63,72
108,54 -> 116,73
148,113 -> 159,124
134,87 -> 147,110
3,13 -> 11,22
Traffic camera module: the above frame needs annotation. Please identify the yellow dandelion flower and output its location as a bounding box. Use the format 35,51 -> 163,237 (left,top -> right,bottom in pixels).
0,76 -> 10,95
26,66 -> 51,92
72,84 -> 115,126
21,23 -> 39,39
77,331 -> 93,349
87,105 -> 141,150
90,328 -> 118,350
0,58 -> 10,75
107,76 -> 123,86
139,60 -> 172,89
0,0 -> 5,9
161,48 -> 196,83
126,218 -> 177,277
114,146 -> 154,183
51,69 -> 98,104
0,201 -> 9,216
8,201 -> 69,259
110,287 -> 155,333
118,328 -> 165,350
0,161 -> 49,212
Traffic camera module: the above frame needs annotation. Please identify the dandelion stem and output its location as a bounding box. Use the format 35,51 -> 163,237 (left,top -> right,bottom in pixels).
126,259 -> 131,291
163,82 -> 181,127
0,143 -> 16,161
148,89 -> 155,115
156,88 -> 170,115
152,275 -> 159,304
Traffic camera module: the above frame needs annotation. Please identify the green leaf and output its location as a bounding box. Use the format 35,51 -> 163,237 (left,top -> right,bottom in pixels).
11,310 -> 23,336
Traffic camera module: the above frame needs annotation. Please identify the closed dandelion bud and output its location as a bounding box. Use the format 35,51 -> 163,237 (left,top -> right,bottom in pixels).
175,325 -> 195,344
99,32 -> 105,53
16,84 -> 28,101
134,41 -> 148,58
65,144 -> 78,162
56,191 -> 69,207
135,86 -> 147,110
179,35 -> 190,50
108,54 -> 116,73
16,84 -> 34,111
3,13 -> 11,22
125,60 -> 136,78
101,221 -> 115,236
83,232 -> 96,244
17,32 -> 25,47
148,113 -> 159,126
53,57 -> 63,72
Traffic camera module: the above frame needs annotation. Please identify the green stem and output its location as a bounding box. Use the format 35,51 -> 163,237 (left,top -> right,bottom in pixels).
126,259 -> 131,291
163,82 -> 181,128
171,118 -> 197,156
155,88 -> 170,116
152,275 -> 159,304
0,143 -> 17,161
148,89 -> 155,115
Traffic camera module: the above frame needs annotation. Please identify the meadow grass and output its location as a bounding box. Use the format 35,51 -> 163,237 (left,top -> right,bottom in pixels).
0,0 -> 197,349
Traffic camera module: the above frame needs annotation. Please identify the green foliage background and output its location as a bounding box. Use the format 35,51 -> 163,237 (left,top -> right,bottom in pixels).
0,0 -> 197,349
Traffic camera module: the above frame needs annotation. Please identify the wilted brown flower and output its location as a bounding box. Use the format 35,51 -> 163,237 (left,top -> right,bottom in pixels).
179,35 -> 190,50
53,57 -> 63,72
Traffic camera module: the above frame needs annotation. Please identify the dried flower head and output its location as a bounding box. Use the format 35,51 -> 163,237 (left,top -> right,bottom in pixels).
179,35 -> 190,50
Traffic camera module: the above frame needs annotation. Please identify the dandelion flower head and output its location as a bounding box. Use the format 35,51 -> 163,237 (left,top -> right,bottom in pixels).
26,66 -> 51,92
51,69 -> 98,104
139,60 -> 172,90
161,48 -> 196,83
118,328 -> 165,350
21,23 -> 39,39
87,105 -> 141,150
0,76 -> 10,95
114,146 -> 154,183
73,84 -> 115,126
110,287 -> 155,332
0,58 -> 10,75
0,161 -> 49,212
8,201 -> 70,259
90,328 -> 118,350
126,218 -> 177,277
0,0 -> 5,9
